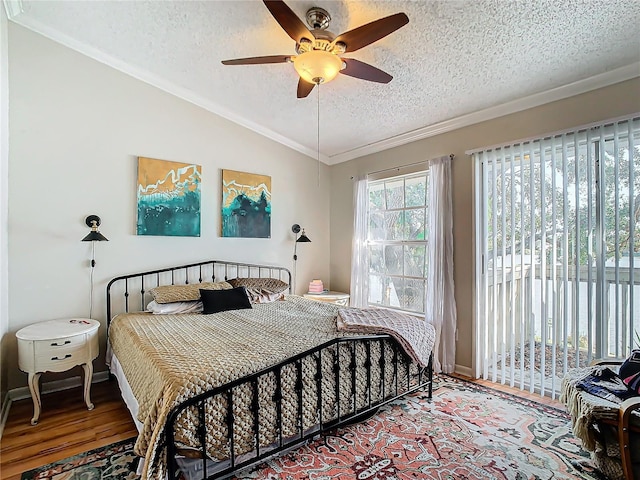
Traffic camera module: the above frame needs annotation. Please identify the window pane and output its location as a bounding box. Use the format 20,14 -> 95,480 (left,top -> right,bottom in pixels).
401,279 -> 425,312
385,211 -> 404,240
368,274 -> 384,305
368,276 -> 401,307
369,245 -> 383,274
387,277 -> 401,308
384,245 -> 403,275
369,211 -> 385,240
385,179 -> 404,209
405,208 -> 425,240
405,176 -> 426,207
369,183 -> 384,210
404,245 -> 425,277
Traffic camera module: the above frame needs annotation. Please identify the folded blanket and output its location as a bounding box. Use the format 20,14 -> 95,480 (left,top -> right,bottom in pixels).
561,366 -> 629,452
576,366 -> 636,403
337,308 -> 435,367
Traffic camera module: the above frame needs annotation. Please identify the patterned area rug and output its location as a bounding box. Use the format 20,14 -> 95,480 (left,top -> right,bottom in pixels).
21,437 -> 138,480
22,376 -> 599,480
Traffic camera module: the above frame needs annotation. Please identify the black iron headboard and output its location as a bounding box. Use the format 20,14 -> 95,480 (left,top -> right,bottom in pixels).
106,259 -> 292,327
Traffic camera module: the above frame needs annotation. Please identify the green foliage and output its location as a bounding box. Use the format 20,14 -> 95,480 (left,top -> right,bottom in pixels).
486,143 -> 640,265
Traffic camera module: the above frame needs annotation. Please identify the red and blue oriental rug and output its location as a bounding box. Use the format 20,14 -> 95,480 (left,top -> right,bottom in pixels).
21,376 -> 598,480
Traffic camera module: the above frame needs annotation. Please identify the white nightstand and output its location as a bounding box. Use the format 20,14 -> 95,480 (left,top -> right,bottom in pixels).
303,291 -> 350,306
16,318 -> 100,425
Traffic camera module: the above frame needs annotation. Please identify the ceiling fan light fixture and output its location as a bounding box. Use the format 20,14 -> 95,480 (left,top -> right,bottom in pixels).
222,1 -> 409,97
293,50 -> 342,85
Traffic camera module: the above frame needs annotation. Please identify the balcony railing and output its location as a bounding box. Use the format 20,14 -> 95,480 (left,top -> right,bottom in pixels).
482,262 -> 639,395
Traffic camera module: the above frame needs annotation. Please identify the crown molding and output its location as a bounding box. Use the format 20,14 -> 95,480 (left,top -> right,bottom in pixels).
7,13 -> 330,164
325,62 -> 640,165
7,12 -> 638,166
3,0 -> 23,19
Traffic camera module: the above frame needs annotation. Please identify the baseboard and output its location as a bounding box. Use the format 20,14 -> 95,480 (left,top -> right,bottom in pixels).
454,364 -> 474,378
0,390 -> 11,439
7,370 -> 110,402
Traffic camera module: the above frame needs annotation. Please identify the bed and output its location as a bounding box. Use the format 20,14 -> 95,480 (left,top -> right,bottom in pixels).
106,259 -> 435,480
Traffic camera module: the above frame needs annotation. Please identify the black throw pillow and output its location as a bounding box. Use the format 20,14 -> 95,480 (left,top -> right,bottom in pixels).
200,287 -> 252,314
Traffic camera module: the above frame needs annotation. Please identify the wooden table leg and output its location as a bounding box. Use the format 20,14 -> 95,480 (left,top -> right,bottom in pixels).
27,372 -> 42,425
82,363 -> 94,410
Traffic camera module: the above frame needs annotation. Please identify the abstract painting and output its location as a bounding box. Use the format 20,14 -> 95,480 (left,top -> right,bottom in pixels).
222,169 -> 271,238
137,157 -> 201,236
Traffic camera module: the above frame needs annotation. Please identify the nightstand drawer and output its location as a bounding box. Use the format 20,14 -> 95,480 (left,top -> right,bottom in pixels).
18,340 -> 86,372
35,345 -> 89,372
34,335 -> 86,354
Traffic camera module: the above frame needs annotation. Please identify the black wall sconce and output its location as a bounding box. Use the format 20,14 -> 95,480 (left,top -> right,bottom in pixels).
292,224 -> 311,260
292,224 -> 311,293
82,215 -> 108,243
81,215 -> 108,318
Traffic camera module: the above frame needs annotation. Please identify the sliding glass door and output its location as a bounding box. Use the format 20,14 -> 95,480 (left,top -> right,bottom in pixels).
474,116 -> 640,397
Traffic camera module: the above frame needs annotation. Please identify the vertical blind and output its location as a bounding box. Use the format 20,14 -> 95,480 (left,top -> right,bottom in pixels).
473,115 -> 640,397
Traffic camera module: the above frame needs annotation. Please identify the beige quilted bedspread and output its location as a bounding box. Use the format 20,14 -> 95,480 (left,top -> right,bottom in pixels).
109,296 -> 425,480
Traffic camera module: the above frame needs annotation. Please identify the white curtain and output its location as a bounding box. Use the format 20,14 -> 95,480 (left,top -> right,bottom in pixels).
350,175 -> 369,307
425,155 -> 457,374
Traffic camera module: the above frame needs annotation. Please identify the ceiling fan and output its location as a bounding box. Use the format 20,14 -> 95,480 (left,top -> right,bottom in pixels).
221,0 -> 409,98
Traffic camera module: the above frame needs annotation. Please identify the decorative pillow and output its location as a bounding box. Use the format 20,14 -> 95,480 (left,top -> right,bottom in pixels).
244,287 -> 285,304
150,281 -> 232,304
200,286 -> 252,314
228,277 -> 289,295
619,349 -> 640,394
146,300 -> 203,315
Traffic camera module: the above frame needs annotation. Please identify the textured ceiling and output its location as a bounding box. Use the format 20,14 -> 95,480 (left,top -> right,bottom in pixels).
6,0 -> 640,163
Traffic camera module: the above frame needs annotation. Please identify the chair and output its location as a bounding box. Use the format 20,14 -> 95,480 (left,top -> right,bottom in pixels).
561,359 -> 640,480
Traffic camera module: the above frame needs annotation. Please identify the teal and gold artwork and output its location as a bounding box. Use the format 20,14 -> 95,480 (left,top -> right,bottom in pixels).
222,169 -> 271,238
137,157 -> 201,237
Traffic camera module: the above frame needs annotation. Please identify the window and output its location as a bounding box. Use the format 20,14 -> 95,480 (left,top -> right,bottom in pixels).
367,171 -> 430,314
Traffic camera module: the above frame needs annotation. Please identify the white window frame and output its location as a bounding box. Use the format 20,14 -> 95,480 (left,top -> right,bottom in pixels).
366,170 -> 430,315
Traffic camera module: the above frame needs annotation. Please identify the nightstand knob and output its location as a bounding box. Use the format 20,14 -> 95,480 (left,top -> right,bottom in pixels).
51,354 -> 72,361
51,340 -> 71,346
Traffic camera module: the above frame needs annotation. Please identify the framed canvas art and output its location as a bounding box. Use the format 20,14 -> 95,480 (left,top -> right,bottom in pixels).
137,157 -> 201,237
221,169 -> 271,238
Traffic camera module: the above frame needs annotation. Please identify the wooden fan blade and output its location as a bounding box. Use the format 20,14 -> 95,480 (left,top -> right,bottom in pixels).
334,13 -> 409,53
297,78 -> 316,98
263,0 -> 314,44
222,55 -> 291,65
340,58 -> 392,83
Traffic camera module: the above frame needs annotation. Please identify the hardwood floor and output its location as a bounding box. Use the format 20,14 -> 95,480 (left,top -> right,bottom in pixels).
450,373 -> 566,408
0,380 -> 137,480
0,374 -> 565,480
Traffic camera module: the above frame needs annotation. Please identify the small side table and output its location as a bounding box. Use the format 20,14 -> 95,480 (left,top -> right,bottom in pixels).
303,291 -> 350,306
16,318 -> 100,425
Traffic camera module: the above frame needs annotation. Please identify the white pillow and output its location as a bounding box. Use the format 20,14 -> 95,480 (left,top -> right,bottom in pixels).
146,300 -> 203,315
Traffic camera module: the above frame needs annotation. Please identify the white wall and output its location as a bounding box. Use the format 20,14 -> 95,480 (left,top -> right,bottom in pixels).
0,5 -> 10,402
6,23 -> 331,391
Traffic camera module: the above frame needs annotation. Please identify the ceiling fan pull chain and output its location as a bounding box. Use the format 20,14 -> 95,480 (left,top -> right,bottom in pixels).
317,84 -> 320,187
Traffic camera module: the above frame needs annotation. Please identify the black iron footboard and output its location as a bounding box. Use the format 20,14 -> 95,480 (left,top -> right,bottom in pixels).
165,336 -> 433,480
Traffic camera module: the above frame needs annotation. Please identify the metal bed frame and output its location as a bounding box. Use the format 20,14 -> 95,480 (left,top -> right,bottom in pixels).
106,259 -> 433,480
